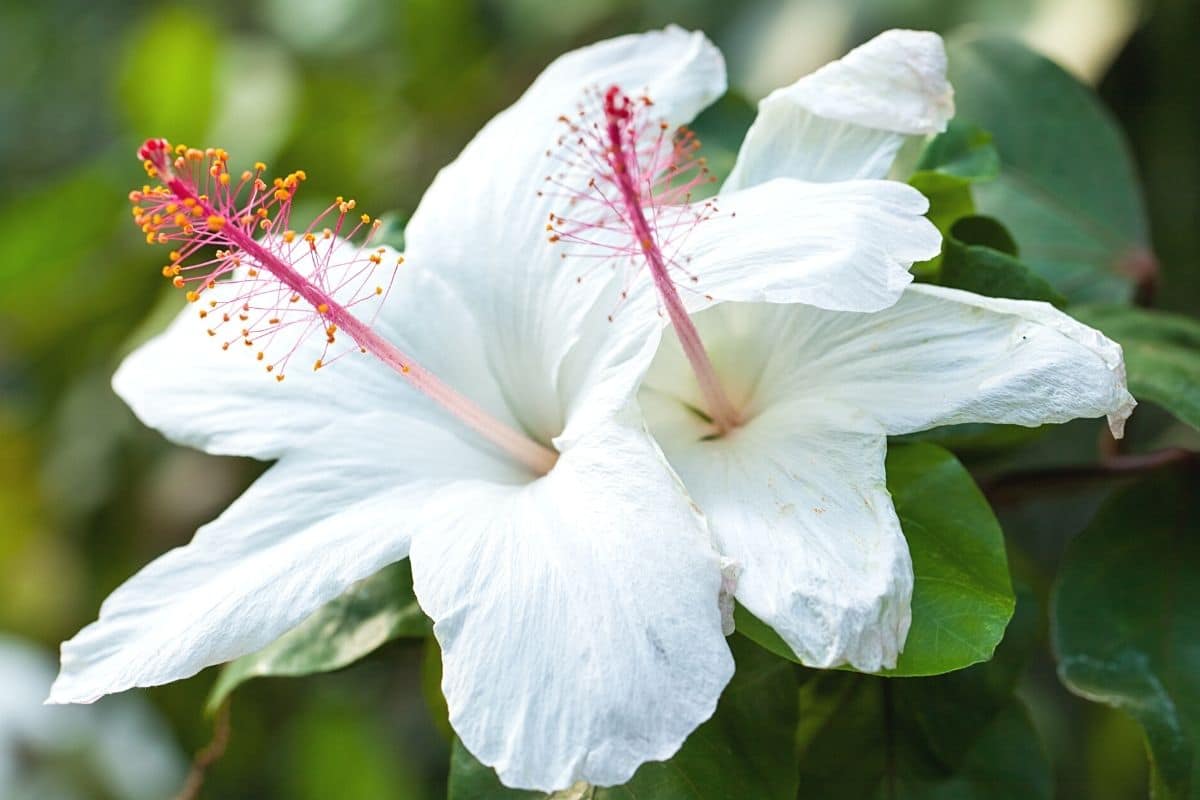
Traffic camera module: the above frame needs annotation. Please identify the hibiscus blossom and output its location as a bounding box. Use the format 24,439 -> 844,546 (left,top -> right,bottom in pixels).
51,27 -> 944,791
561,29 -> 1135,672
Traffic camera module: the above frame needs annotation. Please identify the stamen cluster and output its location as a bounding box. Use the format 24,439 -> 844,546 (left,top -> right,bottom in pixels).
540,86 -> 723,318
130,139 -> 401,379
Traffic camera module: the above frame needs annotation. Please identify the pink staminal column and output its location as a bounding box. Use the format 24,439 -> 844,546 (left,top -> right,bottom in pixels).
133,138 -> 558,476
543,87 -> 741,434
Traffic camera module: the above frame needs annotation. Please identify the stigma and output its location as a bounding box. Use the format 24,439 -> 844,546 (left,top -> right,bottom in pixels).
130,139 -> 401,379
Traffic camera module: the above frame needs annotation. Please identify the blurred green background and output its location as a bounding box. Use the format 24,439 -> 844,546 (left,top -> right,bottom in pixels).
1,0 -> 1196,797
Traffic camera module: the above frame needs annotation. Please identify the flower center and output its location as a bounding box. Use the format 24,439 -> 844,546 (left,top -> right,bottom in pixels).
542,86 -> 741,434
133,139 -> 558,476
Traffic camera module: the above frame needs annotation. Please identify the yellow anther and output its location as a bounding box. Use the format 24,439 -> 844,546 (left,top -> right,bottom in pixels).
274,189 -> 290,201
254,161 -> 267,172
283,230 -> 296,244
360,214 -> 370,224
172,276 -> 185,289
174,213 -> 188,226
369,253 -> 382,264
313,359 -> 323,371
206,215 -> 226,231
219,173 -> 231,186
317,303 -> 329,314
185,290 -> 199,303
375,286 -> 383,295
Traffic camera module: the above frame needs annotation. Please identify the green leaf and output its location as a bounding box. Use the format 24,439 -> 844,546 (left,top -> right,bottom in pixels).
207,560 -> 429,712
908,171 -> 977,240
796,593 -> 1048,799
946,33 -> 1152,304
1071,305 -> 1200,430
1053,471 -> 1200,799
909,120 -> 999,236
689,91 -> 757,193
940,216 -> 1068,307
915,119 -> 1001,182
738,443 -> 1015,677
447,635 -> 799,799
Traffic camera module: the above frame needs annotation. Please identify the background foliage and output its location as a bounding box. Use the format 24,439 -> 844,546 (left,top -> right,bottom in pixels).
2,0 -> 1198,797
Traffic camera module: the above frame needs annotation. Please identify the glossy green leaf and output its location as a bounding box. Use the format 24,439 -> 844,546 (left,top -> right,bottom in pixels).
1071,305 -> 1200,430
1053,471 -> 1200,799
947,33 -> 1151,304
447,635 -> 799,800
796,594 -> 1048,799
207,560 -> 429,712
738,443 -> 1014,677
940,216 -> 1067,307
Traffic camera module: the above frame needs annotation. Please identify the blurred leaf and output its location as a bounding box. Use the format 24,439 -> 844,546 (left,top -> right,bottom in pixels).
909,171 -> 977,239
940,216 -> 1067,307
737,443 -> 1014,677
909,120 -> 999,239
447,635 -> 799,799
691,91 -> 757,189
286,701 -> 427,800
207,560 -> 428,712
1071,305 -> 1200,431
914,119 -> 1001,182
796,594 -> 1049,799
117,6 -> 218,144
1053,470 -> 1200,799
947,34 -> 1151,304
421,638 -> 452,742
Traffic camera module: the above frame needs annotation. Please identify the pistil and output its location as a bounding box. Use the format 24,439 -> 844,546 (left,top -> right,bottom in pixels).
600,88 -> 740,433
135,139 -> 558,476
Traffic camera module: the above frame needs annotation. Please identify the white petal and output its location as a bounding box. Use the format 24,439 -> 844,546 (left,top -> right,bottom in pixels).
673,178 -> 939,312
640,389 -> 911,671
410,418 -> 733,791
725,29 -> 953,188
114,242 -> 517,460
781,284 -> 1136,437
404,27 -> 726,442
49,411 -> 523,704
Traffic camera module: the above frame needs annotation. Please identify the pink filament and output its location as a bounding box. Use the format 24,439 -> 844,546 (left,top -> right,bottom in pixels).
600,88 -> 740,433
137,139 -> 558,476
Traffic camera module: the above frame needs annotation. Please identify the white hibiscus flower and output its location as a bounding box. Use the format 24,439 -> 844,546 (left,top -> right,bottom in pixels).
52,27 -> 946,792
589,30 -> 1136,672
